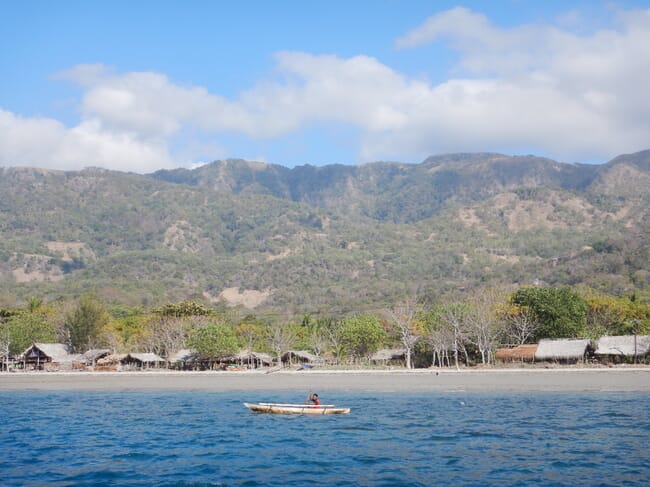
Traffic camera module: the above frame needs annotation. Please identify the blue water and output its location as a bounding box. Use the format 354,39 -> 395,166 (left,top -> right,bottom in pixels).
1,391 -> 648,486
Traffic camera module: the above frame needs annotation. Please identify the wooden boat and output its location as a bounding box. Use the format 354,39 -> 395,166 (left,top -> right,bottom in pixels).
243,402 -> 350,415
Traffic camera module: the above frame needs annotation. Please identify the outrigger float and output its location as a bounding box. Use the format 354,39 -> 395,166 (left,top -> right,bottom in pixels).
243,402 -> 351,415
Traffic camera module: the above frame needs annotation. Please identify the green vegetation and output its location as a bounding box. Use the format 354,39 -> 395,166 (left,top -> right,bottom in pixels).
1,288 -> 649,366
511,287 -> 587,340
0,150 -> 649,321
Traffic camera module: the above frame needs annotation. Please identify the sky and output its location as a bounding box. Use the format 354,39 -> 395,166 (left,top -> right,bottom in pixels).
1,0 -> 649,173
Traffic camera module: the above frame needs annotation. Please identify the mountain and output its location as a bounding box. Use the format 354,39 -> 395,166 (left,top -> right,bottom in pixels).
1,150 -> 649,315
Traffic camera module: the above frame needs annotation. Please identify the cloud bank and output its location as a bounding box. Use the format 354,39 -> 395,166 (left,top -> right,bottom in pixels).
1,6 -> 648,172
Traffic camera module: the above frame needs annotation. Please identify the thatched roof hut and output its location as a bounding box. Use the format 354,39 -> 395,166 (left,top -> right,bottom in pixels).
121,352 -> 165,369
595,335 -> 650,358
235,350 -> 273,368
168,348 -> 200,363
97,353 -> 127,365
534,339 -> 591,362
83,349 -> 112,365
495,344 -> 538,362
167,349 -> 202,370
371,348 -> 407,365
281,350 -> 324,366
21,343 -> 78,370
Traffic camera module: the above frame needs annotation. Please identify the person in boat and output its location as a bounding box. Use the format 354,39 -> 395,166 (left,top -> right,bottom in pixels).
307,393 -> 321,406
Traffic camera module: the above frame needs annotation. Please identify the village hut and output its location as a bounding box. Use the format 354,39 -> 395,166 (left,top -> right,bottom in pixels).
82,349 -> 112,369
371,348 -> 407,366
167,349 -> 201,370
281,350 -> 325,367
21,343 -> 76,371
534,338 -> 591,363
121,352 -> 165,370
234,350 -> 273,369
595,335 -> 650,363
96,353 -> 127,371
495,344 -> 538,363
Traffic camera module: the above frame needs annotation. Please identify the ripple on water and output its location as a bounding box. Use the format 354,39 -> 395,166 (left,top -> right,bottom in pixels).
1,391 -> 649,486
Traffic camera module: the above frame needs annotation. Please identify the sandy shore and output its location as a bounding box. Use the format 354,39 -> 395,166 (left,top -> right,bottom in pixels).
1,367 -> 649,393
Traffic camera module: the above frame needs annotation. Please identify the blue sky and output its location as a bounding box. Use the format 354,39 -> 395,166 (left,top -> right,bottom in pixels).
1,1 -> 649,172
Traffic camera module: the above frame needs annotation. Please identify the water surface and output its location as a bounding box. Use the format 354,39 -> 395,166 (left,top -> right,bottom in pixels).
1,391 -> 648,486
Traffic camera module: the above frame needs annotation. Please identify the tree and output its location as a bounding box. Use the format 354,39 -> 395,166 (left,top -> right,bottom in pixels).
511,287 -> 587,340
319,317 -> 345,365
187,323 -> 238,359
141,315 -> 205,357
384,300 -> 421,369
340,314 -> 385,362
465,289 -> 505,365
154,301 -> 212,318
266,323 -> 298,365
585,293 -> 650,337
502,307 -> 539,345
3,308 -> 56,356
423,308 -> 454,367
64,294 -> 110,352
437,302 -> 470,369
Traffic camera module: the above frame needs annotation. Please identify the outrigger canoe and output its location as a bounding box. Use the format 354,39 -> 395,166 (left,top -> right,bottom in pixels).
244,402 -> 351,415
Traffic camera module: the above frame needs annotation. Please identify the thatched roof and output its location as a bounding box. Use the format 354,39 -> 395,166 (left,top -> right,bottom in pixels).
535,339 -> 590,361
595,335 -> 650,357
97,353 -> 127,365
22,343 -> 71,362
281,350 -> 324,363
168,349 -> 200,363
371,348 -> 407,361
124,352 -> 165,364
495,344 -> 538,362
83,349 -> 112,362
235,350 -> 273,364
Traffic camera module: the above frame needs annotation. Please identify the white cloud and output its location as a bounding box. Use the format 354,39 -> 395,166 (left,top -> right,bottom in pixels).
1,6 -> 648,171
0,109 -> 173,172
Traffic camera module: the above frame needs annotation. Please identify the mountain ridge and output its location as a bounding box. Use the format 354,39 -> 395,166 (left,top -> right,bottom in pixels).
1,150 -> 649,314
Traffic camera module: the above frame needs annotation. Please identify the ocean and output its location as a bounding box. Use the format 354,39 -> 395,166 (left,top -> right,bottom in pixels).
1,391 -> 648,486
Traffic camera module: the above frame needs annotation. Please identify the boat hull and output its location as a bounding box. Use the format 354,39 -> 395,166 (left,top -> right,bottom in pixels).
244,402 -> 350,415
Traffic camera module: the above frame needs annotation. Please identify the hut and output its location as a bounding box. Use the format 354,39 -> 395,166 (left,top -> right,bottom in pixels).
371,348 -> 407,366
121,352 -> 165,370
281,350 -> 325,367
82,349 -> 112,369
534,339 -> 591,363
96,353 -> 127,371
495,344 -> 538,363
168,349 -> 201,370
234,350 -> 273,369
21,343 -> 76,371
595,335 -> 650,364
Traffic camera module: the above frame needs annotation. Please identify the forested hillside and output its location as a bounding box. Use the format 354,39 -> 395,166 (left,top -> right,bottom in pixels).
1,150 -> 649,316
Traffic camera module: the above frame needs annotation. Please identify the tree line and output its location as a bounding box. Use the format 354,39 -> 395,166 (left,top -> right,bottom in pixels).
1,286 -> 648,368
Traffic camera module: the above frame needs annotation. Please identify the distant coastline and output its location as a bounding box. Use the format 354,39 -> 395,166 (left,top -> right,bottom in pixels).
1,367 -> 649,393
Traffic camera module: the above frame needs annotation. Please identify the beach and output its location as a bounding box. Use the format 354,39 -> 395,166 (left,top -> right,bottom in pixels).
1,367 -> 649,393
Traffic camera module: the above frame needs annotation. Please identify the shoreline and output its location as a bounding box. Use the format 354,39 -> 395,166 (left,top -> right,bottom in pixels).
1,367 -> 649,393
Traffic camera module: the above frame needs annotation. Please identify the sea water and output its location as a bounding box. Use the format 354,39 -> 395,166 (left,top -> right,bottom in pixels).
0,391 -> 648,486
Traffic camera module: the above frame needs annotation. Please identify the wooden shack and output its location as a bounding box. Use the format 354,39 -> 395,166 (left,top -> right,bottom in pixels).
234,350 -> 273,369
82,349 -> 112,369
96,353 -> 127,371
121,352 -> 165,370
21,343 -> 76,371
